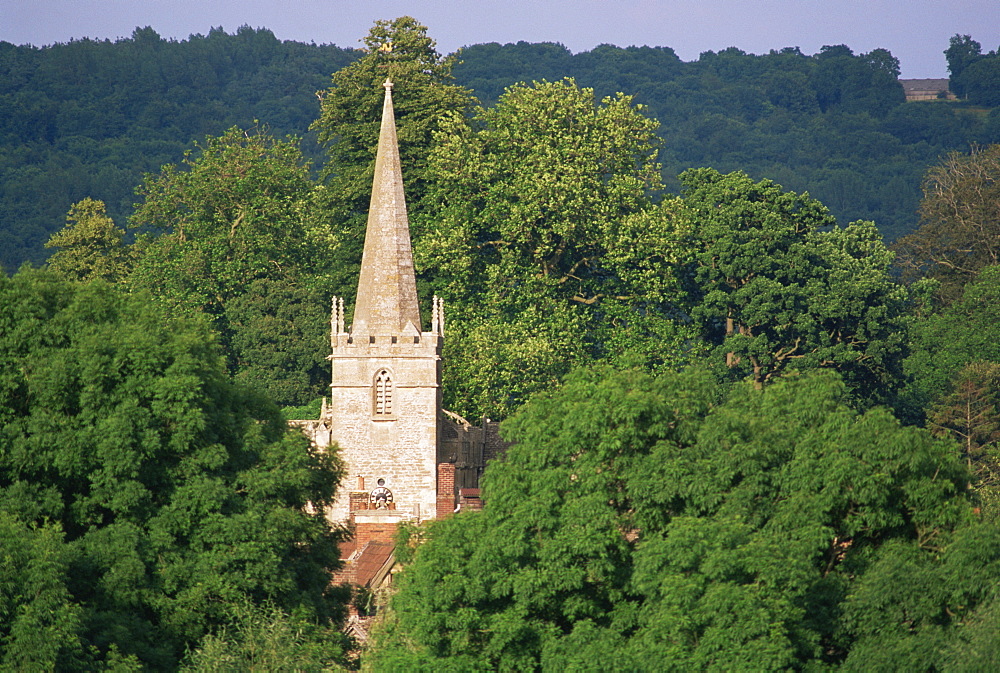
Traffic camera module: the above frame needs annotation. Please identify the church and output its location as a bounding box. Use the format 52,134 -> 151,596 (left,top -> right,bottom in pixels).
292,80 -> 504,562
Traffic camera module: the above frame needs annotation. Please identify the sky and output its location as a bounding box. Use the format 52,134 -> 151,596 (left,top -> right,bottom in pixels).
2,0 -> 998,79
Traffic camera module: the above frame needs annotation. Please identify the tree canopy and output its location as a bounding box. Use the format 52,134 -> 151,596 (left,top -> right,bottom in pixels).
6,27 -> 1000,272
310,16 -> 476,304
681,168 -> 907,402
417,77 -> 695,419
44,197 -> 136,283
125,126 -> 333,407
894,144 -> 1000,303
371,367 -> 984,670
0,269 -> 348,668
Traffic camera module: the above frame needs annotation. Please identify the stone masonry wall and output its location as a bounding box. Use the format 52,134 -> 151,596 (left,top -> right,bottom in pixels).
326,331 -> 442,524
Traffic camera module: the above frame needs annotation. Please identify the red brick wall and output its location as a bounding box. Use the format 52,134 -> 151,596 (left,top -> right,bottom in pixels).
331,566 -> 357,586
349,491 -> 368,511
437,462 -> 455,519
355,522 -> 397,549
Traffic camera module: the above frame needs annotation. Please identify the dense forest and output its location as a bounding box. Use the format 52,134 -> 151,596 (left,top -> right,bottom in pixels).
3,15 -> 1000,670
0,26 -> 361,271
4,23 -> 1000,272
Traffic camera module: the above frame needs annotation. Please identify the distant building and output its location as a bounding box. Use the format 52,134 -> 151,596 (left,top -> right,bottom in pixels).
899,78 -> 956,101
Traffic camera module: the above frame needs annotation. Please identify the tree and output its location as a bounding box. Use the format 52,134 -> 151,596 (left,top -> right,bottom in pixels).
0,514 -> 87,670
681,168 -> 907,401
962,55 -> 1000,107
44,197 -> 137,283
419,78 -> 691,419
310,16 -> 475,297
222,277 -> 332,407
842,519 -> 1000,670
927,362 -> 1000,501
369,366 -> 719,670
181,599 -> 350,671
0,28 -> 359,271
894,144 -> 1000,303
902,266 -> 1000,418
945,34 -> 983,98
128,125 -> 332,406
369,367 -> 972,669
810,46 -> 905,116
0,269 -> 348,668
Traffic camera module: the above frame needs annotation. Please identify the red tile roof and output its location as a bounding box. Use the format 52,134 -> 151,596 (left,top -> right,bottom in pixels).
353,540 -> 394,588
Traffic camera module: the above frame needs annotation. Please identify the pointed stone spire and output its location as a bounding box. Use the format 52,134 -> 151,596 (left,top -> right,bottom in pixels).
351,79 -> 422,336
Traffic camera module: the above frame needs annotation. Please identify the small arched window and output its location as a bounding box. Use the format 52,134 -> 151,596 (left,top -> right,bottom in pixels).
374,369 -> 392,415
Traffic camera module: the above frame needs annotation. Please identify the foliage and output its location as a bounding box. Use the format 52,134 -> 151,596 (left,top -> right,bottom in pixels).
369,367 -> 975,669
841,520 -> 1000,671
223,277 -> 332,408
128,126 -> 331,406
903,268 -> 1000,509
44,197 -> 137,283
418,78 -> 698,419
0,269 -> 348,668
927,362 -> 1000,503
309,16 -> 475,302
681,168 -> 907,401
181,599 -> 349,672
946,34 -> 983,98
0,26 -> 360,271
903,266 -> 1000,416
810,45 -> 904,116
6,30 -> 1000,272
0,513 -> 87,669
452,39 -> 988,243
129,126 -> 315,301
422,78 -> 663,302
894,144 -> 1000,302
282,397 -> 325,422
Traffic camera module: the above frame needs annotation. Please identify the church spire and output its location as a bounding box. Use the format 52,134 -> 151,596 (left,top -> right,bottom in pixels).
351,79 -> 422,336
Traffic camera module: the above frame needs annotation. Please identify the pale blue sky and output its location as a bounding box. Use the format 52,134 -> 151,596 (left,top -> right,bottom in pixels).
2,0 -> 997,78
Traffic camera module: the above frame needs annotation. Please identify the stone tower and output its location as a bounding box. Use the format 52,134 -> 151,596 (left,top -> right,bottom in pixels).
324,79 -> 445,525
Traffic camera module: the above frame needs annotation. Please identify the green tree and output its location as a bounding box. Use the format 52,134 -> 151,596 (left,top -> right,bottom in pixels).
370,368 -> 971,669
128,126 -> 332,406
903,269 -> 1000,508
0,28 -> 359,271
181,599 -> 349,672
0,513 -> 88,670
810,46 -> 904,116
0,269 -> 348,668
420,78 -> 691,419
310,16 -> 475,298
842,520 -> 1000,671
222,277 -> 332,409
681,168 -> 907,401
902,266 -> 1000,418
44,197 -> 137,283
962,55 -> 1000,106
894,144 -> 1000,303
945,34 -> 983,98
927,362 -> 1000,507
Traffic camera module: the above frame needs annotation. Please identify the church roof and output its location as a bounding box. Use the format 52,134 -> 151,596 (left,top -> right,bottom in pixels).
353,540 -> 395,588
351,80 -> 422,336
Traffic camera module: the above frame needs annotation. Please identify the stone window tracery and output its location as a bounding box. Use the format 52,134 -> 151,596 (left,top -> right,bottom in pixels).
374,369 -> 392,415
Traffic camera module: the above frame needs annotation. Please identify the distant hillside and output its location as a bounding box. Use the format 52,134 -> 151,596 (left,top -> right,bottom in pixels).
452,41 -> 1000,241
0,26 -> 360,271
2,30 -> 999,271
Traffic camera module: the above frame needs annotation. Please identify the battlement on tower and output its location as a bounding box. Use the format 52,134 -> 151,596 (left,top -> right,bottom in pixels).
329,295 -> 444,356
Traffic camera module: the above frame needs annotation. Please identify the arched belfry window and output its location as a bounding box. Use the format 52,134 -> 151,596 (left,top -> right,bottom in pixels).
374,369 -> 393,416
